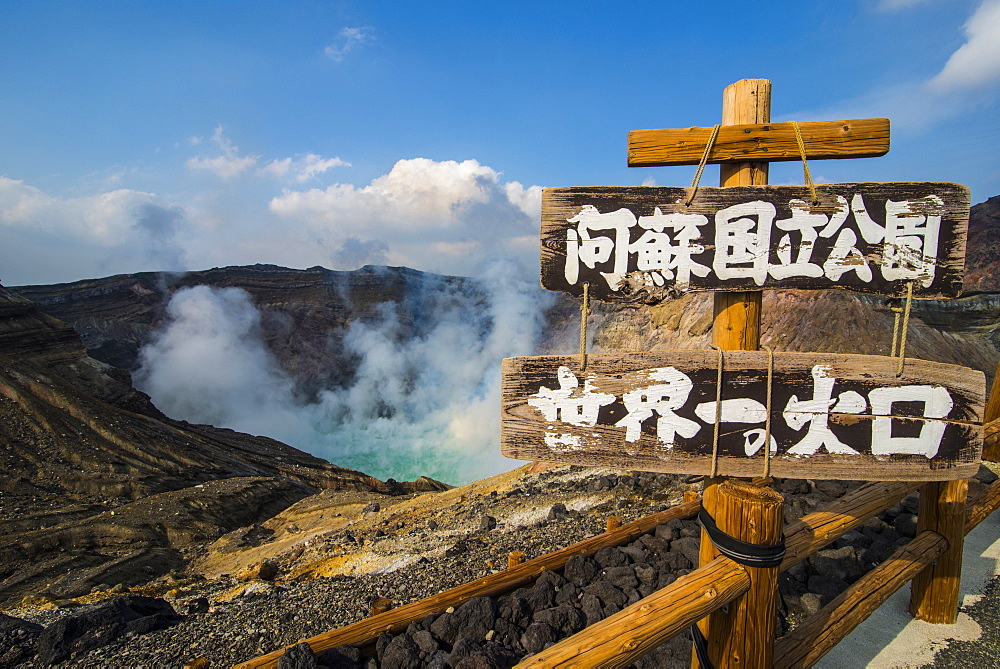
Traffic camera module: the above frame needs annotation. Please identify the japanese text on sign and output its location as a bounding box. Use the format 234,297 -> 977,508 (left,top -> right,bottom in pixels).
564,193 -> 942,292
539,183 -> 970,300
529,364 -> 953,460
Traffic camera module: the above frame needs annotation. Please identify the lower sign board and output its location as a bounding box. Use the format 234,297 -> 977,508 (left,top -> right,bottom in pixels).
501,351 -> 985,481
540,182 -> 969,303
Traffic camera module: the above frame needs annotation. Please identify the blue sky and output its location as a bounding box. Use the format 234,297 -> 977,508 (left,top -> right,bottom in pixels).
2,0 -> 999,286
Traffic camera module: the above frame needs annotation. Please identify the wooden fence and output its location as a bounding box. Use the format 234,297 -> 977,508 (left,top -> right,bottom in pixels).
235,361 -> 1000,668
236,464 -> 1000,668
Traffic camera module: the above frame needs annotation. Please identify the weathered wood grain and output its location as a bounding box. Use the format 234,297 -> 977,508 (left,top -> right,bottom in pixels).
981,361 -> 1000,460
540,182 -> 969,302
699,78 -> 770,668
628,118 -> 890,167
910,478 -> 968,623
966,476 -> 1000,532
700,481 -> 784,669
501,350 -> 985,481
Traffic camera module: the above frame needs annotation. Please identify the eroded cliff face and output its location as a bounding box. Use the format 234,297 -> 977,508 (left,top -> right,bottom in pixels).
15,264 -> 483,399
0,285 -> 447,606
965,195 -> 1000,293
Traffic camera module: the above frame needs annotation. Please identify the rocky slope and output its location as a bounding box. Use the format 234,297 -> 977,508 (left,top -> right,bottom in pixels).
0,285 -> 446,609
965,194 -> 1000,293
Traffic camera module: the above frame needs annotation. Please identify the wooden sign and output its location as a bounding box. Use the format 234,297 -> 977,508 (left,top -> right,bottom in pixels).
628,118 -> 891,167
540,182 -> 969,303
501,350 -> 985,481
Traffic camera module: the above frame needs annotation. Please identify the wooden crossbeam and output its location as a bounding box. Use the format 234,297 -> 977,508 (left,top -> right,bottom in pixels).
628,118 -> 890,167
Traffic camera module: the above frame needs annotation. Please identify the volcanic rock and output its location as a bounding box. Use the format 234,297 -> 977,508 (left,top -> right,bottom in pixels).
34,595 -> 182,664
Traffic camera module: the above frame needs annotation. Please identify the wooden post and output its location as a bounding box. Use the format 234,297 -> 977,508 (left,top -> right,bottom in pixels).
700,480 -> 784,668
981,361 -> 1000,461
696,78 -> 775,668
909,478 -> 968,623
507,551 -> 526,569
712,77 -> 770,351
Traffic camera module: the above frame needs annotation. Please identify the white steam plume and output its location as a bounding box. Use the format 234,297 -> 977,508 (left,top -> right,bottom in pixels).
134,262 -> 553,485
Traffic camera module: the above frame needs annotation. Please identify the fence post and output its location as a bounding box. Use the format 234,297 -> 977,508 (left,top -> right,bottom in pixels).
981,361 -> 1000,461
909,478 -> 968,623
910,361 -> 995,621
699,480 -> 784,668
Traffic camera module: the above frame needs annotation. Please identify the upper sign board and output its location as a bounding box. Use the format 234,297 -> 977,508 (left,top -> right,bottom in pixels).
540,183 -> 970,304
501,350 -> 985,481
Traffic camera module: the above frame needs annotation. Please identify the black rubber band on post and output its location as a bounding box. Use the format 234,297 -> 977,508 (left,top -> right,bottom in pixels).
698,508 -> 786,568
688,508 -> 785,666
690,624 -> 714,669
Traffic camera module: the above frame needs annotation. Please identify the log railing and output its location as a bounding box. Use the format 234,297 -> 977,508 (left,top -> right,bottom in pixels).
236,499 -> 702,668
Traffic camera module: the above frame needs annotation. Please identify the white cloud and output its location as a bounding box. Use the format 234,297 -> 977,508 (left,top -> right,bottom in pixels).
0,177 -> 156,244
1,150 -> 543,285
929,0 -> 1000,91
324,26 -> 374,62
0,177 -> 188,283
270,158 -> 501,229
185,125 -> 259,180
261,153 -> 350,182
503,181 -> 543,219
268,157 -> 543,276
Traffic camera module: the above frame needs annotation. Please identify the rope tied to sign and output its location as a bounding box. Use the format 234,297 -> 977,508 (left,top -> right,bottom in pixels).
685,124 -> 721,206
890,281 -> 915,377
761,344 -> 775,479
789,121 -> 819,205
578,282 -> 591,372
708,344 -> 724,478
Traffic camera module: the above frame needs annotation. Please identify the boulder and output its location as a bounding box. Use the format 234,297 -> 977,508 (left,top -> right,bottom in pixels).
278,642 -> 318,668
520,622 -> 559,654
35,596 -> 182,665
429,596 -> 497,646
378,634 -> 420,669
533,605 -> 586,636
